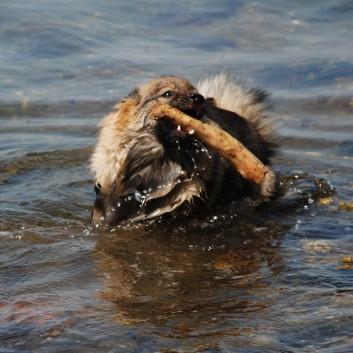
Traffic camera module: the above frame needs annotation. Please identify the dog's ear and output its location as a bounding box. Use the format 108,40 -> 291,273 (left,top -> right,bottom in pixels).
114,89 -> 142,131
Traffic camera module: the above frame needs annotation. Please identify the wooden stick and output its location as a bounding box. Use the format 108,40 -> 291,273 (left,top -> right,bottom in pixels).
152,105 -> 276,197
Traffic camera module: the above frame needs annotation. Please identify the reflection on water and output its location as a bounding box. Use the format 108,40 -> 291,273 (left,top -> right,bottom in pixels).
91,173 -> 336,351
94,222 -> 284,350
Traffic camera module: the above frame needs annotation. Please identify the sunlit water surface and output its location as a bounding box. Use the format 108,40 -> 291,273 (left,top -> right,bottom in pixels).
1,1 -> 353,352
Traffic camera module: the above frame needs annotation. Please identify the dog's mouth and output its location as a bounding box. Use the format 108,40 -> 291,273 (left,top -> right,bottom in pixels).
170,122 -> 195,139
157,118 -> 195,143
157,103 -> 204,144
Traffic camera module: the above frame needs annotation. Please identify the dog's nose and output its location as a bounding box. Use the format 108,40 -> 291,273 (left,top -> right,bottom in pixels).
190,93 -> 205,104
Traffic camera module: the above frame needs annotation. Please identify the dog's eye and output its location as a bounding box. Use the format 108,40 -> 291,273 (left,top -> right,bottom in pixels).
162,91 -> 174,98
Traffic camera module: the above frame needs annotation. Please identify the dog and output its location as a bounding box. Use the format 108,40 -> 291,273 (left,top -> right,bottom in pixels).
90,72 -> 277,226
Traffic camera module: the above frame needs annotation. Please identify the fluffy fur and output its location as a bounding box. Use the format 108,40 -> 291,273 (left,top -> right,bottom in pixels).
90,73 -> 277,226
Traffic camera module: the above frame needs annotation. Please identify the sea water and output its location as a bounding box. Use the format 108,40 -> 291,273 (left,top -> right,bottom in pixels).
1,1 -> 353,352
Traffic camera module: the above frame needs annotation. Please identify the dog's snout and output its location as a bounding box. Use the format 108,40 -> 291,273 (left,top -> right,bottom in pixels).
190,93 -> 205,104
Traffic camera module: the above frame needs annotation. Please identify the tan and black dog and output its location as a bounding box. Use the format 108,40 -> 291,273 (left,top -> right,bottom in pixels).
90,73 -> 277,226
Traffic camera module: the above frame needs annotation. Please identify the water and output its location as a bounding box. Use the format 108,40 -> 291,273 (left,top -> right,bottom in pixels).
1,1 -> 353,352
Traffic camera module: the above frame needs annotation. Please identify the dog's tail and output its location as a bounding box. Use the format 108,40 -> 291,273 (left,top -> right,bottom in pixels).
197,72 -> 276,145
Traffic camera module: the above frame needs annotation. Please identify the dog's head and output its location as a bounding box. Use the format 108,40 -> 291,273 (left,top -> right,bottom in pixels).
138,76 -> 205,117
91,77 -> 212,226
114,77 -> 206,143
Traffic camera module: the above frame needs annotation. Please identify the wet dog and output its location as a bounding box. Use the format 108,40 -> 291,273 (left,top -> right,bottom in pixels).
90,73 -> 277,226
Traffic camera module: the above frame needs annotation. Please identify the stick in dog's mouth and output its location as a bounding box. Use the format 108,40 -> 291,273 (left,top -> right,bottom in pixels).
152,105 -> 277,198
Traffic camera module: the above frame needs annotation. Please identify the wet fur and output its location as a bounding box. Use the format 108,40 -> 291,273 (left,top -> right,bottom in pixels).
90,73 -> 277,226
